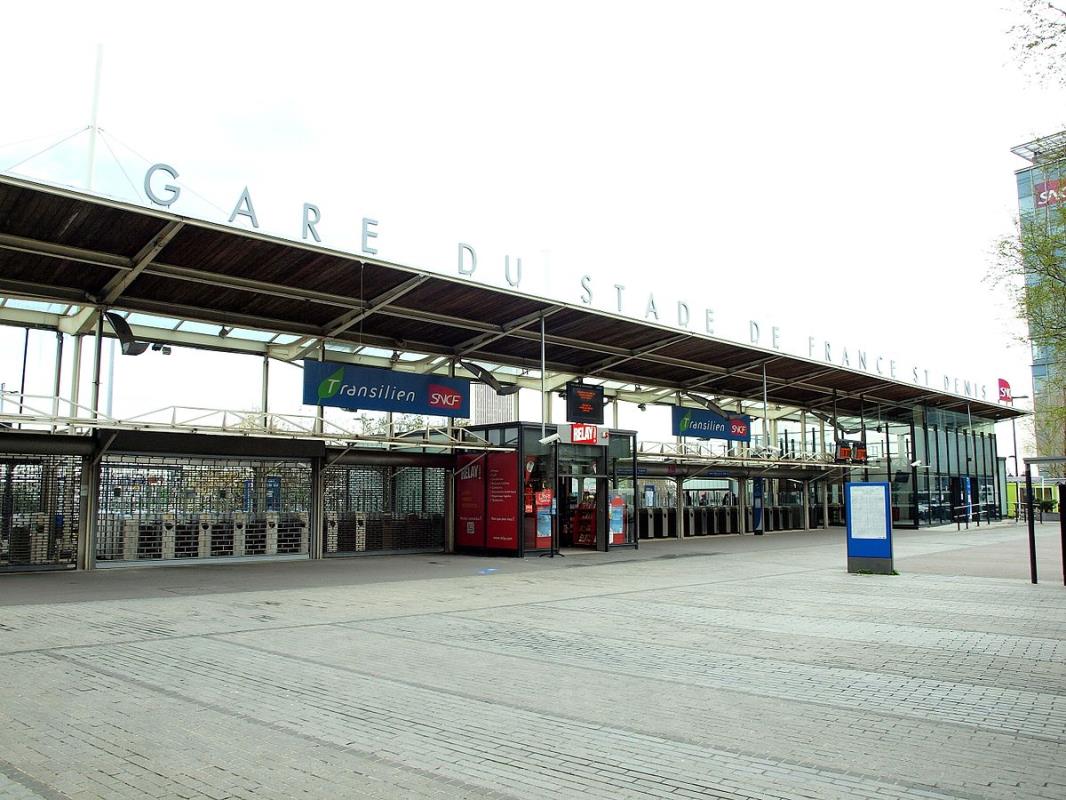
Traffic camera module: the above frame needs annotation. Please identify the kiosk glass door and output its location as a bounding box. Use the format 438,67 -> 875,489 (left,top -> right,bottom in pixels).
558,445 -> 606,549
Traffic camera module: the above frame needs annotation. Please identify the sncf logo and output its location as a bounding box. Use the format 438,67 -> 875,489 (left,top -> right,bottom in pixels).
730,419 -> 749,437
998,378 -> 1012,404
429,384 -> 463,409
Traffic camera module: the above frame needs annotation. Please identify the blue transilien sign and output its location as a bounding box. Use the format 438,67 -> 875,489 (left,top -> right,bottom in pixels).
671,406 -> 751,442
303,360 -> 471,417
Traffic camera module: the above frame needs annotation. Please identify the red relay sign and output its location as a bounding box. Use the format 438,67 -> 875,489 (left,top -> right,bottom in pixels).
571,424 -> 599,444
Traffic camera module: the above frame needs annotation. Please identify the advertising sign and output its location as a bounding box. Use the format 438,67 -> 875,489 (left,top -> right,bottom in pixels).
998,378 -> 1012,404
671,406 -> 751,442
558,424 -> 610,446
535,488 -> 553,548
566,382 -> 605,424
486,452 -> 519,550
1035,179 -> 1063,208
456,455 -> 485,548
609,494 -> 626,545
303,360 -> 470,417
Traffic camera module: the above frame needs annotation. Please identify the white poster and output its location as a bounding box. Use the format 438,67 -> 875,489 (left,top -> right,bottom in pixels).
850,484 -> 888,540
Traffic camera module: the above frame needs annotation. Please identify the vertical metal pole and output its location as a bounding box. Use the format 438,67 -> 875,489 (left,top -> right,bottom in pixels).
105,338 -> 115,418
612,396 -> 619,429
540,315 -> 546,438
70,334 -> 82,419
51,332 -> 63,433
822,474 -> 830,530
314,344 -> 324,436
17,328 -> 29,428
802,479 -> 810,530
761,364 -> 769,448
800,411 -> 807,458
1059,482 -> 1066,587
86,44 -> 103,192
90,313 -> 103,420
1025,463 -> 1037,584
675,476 -> 684,540
261,355 -> 270,430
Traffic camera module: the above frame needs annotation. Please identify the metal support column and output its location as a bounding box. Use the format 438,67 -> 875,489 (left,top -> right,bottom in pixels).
90,313 -> 103,419
802,479 -> 810,530
261,355 -> 270,429
540,315 -> 547,438
444,469 -> 455,553
738,477 -> 747,534
70,334 -> 82,419
800,411 -> 807,458
51,332 -> 63,433
675,476 -> 684,540
314,346 -> 325,436
310,456 -> 325,559
822,475 -> 830,530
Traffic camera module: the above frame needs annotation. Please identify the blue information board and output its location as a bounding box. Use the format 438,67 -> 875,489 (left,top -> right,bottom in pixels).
845,481 -> 893,573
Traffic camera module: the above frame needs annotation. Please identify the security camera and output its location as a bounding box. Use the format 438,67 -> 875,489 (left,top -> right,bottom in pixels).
538,433 -> 560,445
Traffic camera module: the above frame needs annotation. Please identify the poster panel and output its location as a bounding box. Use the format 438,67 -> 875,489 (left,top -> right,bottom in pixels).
456,454 -> 485,548
486,452 -> 520,550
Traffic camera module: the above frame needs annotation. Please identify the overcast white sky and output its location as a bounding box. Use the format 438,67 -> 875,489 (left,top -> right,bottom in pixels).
0,1 -> 1063,449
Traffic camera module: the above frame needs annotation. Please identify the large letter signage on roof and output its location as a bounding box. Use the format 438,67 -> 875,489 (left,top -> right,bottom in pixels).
672,405 -> 751,442
303,360 -> 471,417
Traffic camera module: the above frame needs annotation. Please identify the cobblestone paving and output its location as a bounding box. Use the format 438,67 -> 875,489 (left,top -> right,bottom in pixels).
1,525 -> 1065,799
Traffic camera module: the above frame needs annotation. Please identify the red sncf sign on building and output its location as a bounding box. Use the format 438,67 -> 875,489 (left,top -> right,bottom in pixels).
998,378 -> 1012,404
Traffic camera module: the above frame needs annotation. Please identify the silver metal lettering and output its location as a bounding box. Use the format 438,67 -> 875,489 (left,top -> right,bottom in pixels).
771,326 -> 781,350
614,284 -> 625,312
645,294 -> 658,320
458,243 -> 477,275
229,187 -> 259,228
302,203 -> 321,242
677,301 -> 689,327
362,218 -> 379,255
504,255 -> 521,288
750,321 -> 760,344
144,163 -> 180,207
580,274 -> 593,305
705,308 -> 715,334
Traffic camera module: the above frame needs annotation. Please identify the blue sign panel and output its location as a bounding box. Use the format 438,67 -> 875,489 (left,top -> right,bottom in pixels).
671,406 -> 752,442
845,482 -> 893,560
266,476 -> 281,512
303,360 -> 471,417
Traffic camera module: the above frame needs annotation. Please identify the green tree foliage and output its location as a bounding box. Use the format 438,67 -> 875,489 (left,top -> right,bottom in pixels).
1010,1 -> 1066,85
995,142 -> 1066,466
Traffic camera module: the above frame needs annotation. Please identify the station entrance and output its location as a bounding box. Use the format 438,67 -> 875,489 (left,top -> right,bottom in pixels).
0,451 -> 82,571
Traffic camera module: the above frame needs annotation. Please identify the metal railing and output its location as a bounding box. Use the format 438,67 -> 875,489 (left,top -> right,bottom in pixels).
0,390 -> 507,452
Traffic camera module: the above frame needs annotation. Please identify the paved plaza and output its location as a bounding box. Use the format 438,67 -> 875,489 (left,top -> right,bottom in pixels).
1,522 -> 1065,800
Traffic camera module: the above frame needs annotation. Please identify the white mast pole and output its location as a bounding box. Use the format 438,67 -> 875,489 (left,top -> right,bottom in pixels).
86,44 -> 103,191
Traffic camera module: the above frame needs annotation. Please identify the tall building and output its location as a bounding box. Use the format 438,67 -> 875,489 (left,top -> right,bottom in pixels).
1011,131 -> 1066,468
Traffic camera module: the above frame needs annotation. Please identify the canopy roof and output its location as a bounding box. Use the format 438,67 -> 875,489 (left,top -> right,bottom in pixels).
0,175 -> 1022,422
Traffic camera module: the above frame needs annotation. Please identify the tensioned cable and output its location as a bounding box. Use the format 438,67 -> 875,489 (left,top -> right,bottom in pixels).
0,126 -> 87,153
98,129 -> 142,202
1,126 -> 89,173
104,129 -> 230,218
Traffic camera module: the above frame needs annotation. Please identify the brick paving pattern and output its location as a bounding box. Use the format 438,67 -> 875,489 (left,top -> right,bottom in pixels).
1,522 -> 1064,799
